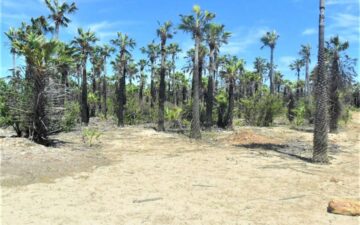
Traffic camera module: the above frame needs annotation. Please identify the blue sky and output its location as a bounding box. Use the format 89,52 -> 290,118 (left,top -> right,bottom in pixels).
1,0 -> 359,81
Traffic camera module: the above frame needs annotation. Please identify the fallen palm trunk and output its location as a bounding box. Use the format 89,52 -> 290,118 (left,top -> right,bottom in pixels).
327,199 -> 360,216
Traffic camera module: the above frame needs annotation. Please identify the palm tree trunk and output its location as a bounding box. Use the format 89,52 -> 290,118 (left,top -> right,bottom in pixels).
226,78 -> 235,129
270,47 -> 275,94
55,23 -> 59,39
329,53 -> 341,133
158,40 -> 166,131
81,59 -> 89,125
190,36 -> 202,139
32,68 -> 48,144
12,52 -> 16,77
102,58 -> 107,119
60,69 -> 68,105
305,58 -> 310,95
90,70 -> 97,117
118,61 -> 126,127
313,0 -> 329,163
205,48 -> 215,129
150,60 -> 156,108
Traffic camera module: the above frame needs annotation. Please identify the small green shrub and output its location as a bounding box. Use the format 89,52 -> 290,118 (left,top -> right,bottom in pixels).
82,128 -> 102,147
61,102 -> 80,132
0,80 -> 11,127
340,106 -> 351,126
241,93 -> 283,126
293,101 -> 306,126
165,107 -> 182,121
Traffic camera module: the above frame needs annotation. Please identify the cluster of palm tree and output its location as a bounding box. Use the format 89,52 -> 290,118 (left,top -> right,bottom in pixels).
1,1 -> 358,164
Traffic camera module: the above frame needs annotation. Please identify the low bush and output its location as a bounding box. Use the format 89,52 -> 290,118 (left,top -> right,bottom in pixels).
82,127 -> 102,147
240,93 -> 283,126
61,102 -> 80,132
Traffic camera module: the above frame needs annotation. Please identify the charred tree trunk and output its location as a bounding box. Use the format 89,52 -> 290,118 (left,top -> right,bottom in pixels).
81,61 -> 89,125
117,62 -> 127,127
158,39 -> 166,131
226,78 -> 235,129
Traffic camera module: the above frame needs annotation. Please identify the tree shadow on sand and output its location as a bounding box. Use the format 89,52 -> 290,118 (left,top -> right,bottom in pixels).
235,142 -> 340,163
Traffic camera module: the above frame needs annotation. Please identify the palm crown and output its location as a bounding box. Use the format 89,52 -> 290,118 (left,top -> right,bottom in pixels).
179,5 -> 215,39
261,30 -> 280,49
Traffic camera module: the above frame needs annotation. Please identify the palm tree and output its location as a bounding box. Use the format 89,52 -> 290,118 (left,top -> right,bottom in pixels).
137,59 -> 148,103
111,32 -> 136,127
167,43 -> 182,104
327,36 -> 349,133
299,44 -> 311,95
141,41 -> 160,108
204,23 -> 230,128
45,0 -> 78,39
156,21 -> 174,131
313,0 -> 329,163
261,30 -> 279,94
100,44 -> 115,118
290,59 -> 305,98
179,5 -> 215,139
71,28 -> 98,125
253,57 -> 268,90
221,56 -> 244,129
12,32 -> 60,143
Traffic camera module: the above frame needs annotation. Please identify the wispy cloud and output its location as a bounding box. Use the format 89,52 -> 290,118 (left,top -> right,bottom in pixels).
302,28 -> 317,36
327,0 -> 359,5
328,12 -> 360,43
66,20 -> 143,42
221,27 -> 269,55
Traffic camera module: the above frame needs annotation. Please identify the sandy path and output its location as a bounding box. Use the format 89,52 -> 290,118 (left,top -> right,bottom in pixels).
1,114 -> 359,225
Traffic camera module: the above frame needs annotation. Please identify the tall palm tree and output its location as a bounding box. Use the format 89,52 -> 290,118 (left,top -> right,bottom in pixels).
45,0 -> 78,39
261,30 -> 279,94
327,36 -> 349,133
299,44 -> 311,95
157,21 -> 174,131
111,32 -> 136,127
71,28 -> 98,125
167,43 -> 182,104
205,23 -> 230,128
221,56 -> 244,129
141,41 -> 160,108
137,59 -> 148,102
253,57 -> 268,90
290,59 -> 305,98
100,44 -> 115,118
313,0 -> 329,163
179,5 -> 215,139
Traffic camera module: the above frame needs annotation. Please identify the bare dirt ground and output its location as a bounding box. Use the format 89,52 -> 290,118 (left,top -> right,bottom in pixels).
1,113 -> 359,225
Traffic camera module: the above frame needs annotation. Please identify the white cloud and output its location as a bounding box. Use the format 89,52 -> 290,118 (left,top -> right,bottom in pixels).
302,28 -> 317,36
221,27 -> 269,55
328,12 -> 360,43
66,20 -> 143,42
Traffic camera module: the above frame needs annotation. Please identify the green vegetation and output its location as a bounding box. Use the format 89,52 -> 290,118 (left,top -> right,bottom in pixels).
1,0 -> 358,163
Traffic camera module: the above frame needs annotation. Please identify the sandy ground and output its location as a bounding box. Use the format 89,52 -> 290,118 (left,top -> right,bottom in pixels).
1,113 -> 359,225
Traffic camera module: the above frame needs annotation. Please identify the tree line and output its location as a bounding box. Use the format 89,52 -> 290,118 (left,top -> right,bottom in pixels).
0,0 -> 358,163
